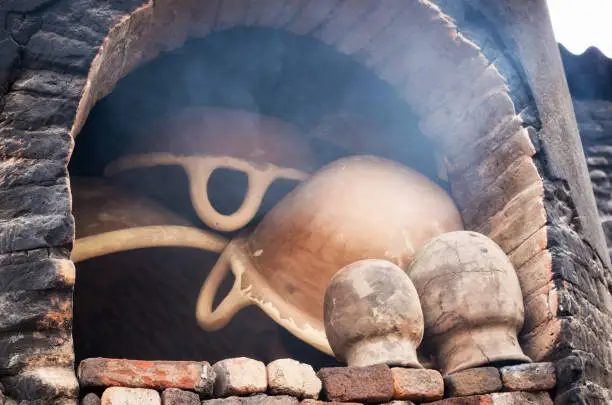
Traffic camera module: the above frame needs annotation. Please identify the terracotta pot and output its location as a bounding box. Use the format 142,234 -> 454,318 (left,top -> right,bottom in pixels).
104,107 -> 316,232
196,155 -> 463,354
407,231 -> 532,375
72,177 -> 227,263
324,259 -> 424,367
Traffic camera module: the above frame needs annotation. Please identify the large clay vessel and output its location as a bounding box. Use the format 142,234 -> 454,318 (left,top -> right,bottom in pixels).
407,231 -> 532,375
196,155 -> 463,354
103,107 -> 316,232
72,177 -> 227,262
324,259 -> 424,368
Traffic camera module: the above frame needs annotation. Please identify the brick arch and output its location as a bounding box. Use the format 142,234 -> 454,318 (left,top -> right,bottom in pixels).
70,0 -> 550,360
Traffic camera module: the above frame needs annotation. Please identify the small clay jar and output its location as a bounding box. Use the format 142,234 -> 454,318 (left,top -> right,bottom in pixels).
324,259 -> 424,368
407,231 -> 531,375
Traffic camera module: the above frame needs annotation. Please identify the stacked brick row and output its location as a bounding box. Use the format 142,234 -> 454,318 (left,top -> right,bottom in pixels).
74,358 -> 556,405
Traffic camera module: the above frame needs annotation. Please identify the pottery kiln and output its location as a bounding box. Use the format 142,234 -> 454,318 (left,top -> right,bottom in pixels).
0,0 -> 610,403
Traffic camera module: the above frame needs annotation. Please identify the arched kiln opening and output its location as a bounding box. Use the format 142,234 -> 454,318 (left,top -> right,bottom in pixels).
68,27 -> 440,367
66,0 -> 547,374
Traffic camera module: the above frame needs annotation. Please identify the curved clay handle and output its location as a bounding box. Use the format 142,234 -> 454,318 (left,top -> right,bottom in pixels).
185,158 -> 280,232
72,225 -> 228,263
196,244 -> 252,331
105,154 -> 308,233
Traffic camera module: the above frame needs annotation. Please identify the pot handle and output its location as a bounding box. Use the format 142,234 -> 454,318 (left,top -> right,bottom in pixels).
196,246 -> 252,331
186,160 -> 275,232
185,158 -> 308,233
105,154 -> 309,233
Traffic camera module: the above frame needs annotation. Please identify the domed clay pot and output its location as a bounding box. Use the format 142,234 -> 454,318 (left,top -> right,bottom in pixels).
104,107 -> 316,232
407,231 -> 531,375
72,177 -> 227,262
324,259 -> 424,367
196,155 -> 463,354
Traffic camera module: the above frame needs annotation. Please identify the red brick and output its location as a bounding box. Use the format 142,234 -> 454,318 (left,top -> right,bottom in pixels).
317,365 -> 393,404
78,358 -> 214,395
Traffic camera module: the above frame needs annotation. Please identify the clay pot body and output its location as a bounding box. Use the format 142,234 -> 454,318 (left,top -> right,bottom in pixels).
196,155 -> 463,354
407,231 -> 531,375
72,177 -> 227,262
104,107 -> 316,232
324,259 -> 424,368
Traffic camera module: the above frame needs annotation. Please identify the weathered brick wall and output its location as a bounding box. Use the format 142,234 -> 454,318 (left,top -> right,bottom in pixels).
0,1 -> 142,403
419,2 -> 612,404
575,100 -> 612,253
0,0 -> 609,403
567,98 -> 612,402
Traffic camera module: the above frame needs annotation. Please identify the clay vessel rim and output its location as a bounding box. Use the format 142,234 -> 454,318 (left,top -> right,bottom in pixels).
225,237 -> 332,354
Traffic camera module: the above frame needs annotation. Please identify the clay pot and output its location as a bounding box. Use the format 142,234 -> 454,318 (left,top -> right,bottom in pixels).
324,259 -> 424,367
407,231 -> 532,375
104,107 -> 316,232
72,177 -> 227,262
196,155 -> 463,354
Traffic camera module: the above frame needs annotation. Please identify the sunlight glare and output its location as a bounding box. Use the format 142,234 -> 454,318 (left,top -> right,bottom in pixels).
547,0 -> 612,57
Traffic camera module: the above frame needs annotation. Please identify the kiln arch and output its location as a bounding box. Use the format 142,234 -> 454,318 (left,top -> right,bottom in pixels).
69,0 -> 550,361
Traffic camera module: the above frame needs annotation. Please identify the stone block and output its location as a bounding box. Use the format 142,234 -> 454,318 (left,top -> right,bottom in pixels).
336,1 -> 402,55
0,184 -> 70,219
267,359 -> 321,399
317,365 -> 393,403
522,282 -> 558,334
161,388 -> 199,405
520,318 -> 563,362
427,391 -> 552,404
500,362 -> 556,392
555,350 -> 610,390
443,368 -> 502,397
24,31 -> 97,71
213,357 -> 267,397
0,331 -> 74,375
201,397 -> 242,405
301,401 -> 361,405
78,358 -> 215,395
243,395 -> 298,405
390,368 -> 443,402
0,127 -> 72,162
81,393 -> 101,405
0,213 -> 74,253
286,1 -> 339,35
101,387 -> 160,404
0,158 -> 66,190
0,256 -> 75,293
380,401 -> 415,405
515,250 -> 553,298
13,70 -> 85,100
448,128 -> 536,202
0,91 -> 79,131
456,156 -> 542,230
204,395 -> 298,405
0,290 -> 71,333
2,367 -> 78,401
313,0 -> 372,46
474,183 -> 546,255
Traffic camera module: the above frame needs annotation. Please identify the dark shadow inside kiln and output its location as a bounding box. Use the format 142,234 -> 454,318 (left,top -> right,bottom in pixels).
69,27 -> 441,367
